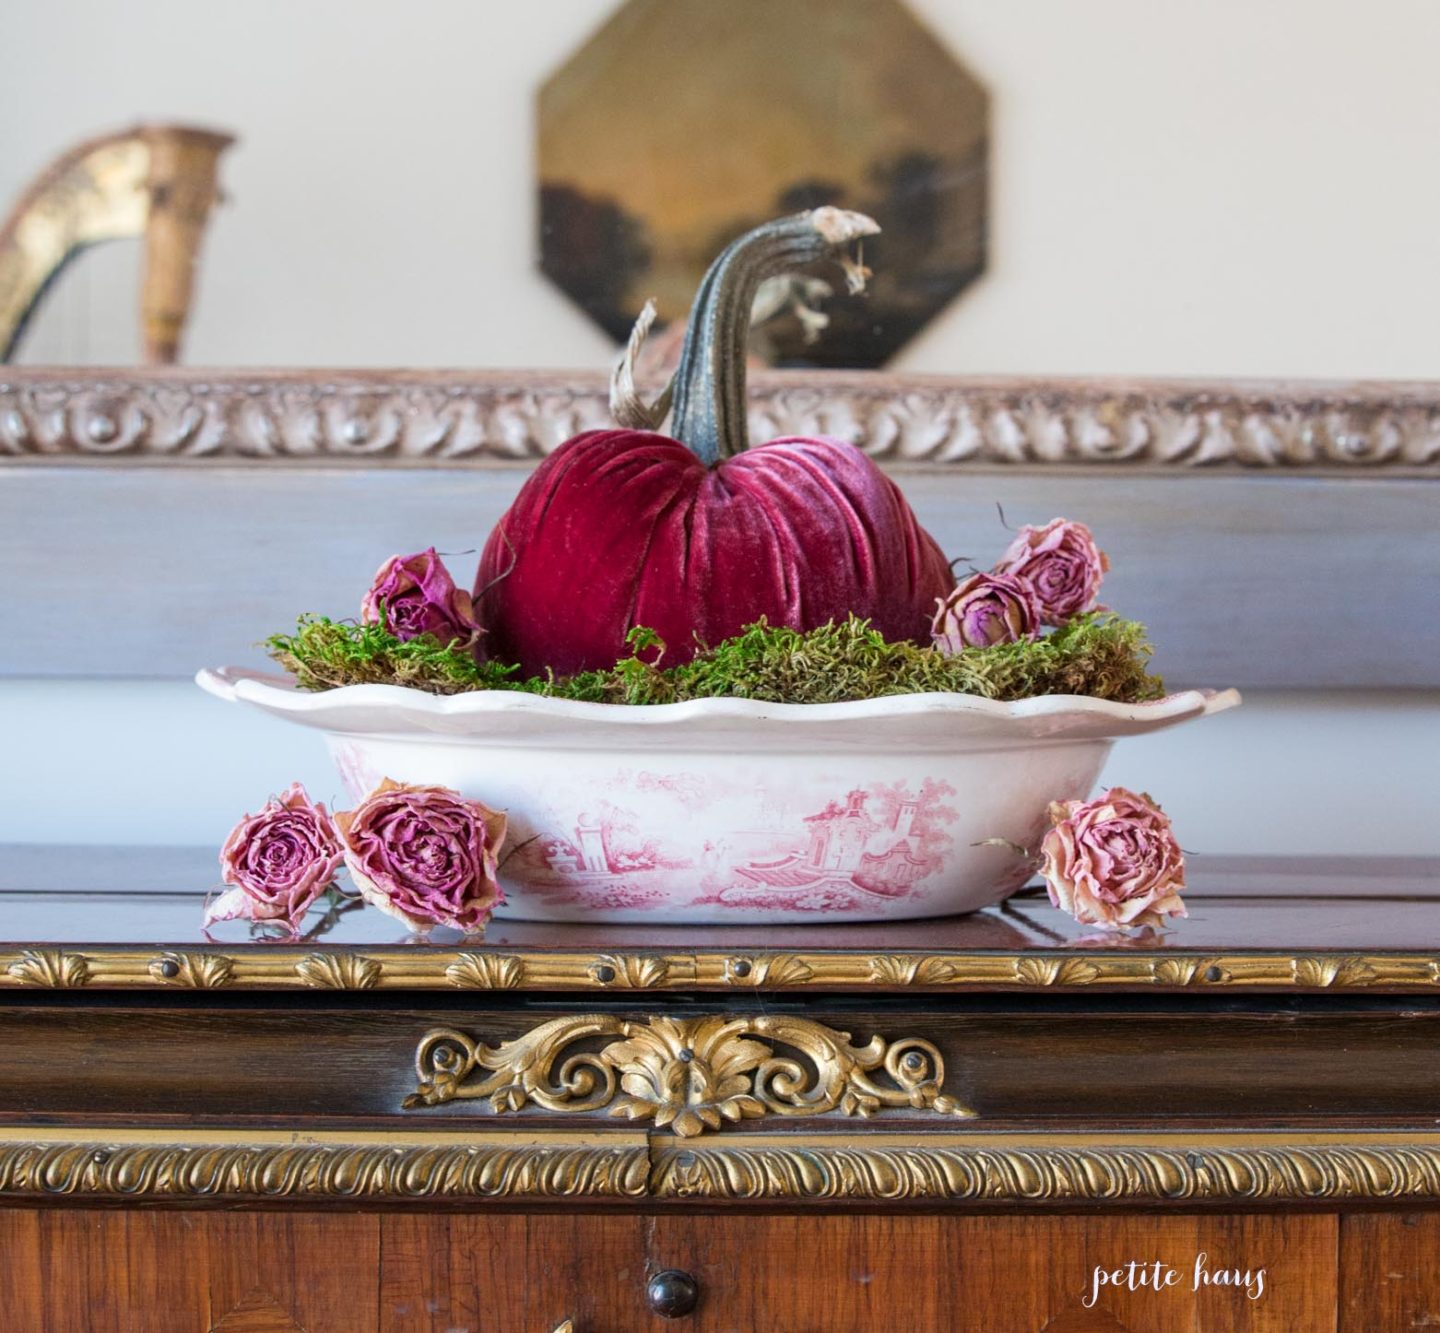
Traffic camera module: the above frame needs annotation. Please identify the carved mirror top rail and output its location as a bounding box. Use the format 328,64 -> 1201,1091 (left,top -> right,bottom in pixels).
3,367 -> 1437,688
3,366 -> 1440,470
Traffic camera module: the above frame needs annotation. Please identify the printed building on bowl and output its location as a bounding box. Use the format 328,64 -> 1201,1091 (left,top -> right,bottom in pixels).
735,788 -> 932,899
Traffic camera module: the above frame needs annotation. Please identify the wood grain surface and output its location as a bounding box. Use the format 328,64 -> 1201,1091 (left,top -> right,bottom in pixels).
0,1208 -> 380,1332
1339,1211 -> 1440,1331
0,1208 -> 1350,1331
648,1212 -> 1338,1333
381,1212 -> 649,1333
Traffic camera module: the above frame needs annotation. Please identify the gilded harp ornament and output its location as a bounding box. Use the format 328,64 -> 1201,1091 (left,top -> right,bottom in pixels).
0,123 -> 234,364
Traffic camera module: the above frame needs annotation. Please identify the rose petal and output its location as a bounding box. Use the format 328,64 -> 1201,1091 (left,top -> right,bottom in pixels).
932,572 -> 1042,652
361,549 -> 482,649
338,780 -> 507,933
1037,786 -> 1185,933
993,518 -> 1109,627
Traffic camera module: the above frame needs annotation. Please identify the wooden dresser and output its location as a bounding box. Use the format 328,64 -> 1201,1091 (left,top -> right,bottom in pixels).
0,847 -> 1435,1330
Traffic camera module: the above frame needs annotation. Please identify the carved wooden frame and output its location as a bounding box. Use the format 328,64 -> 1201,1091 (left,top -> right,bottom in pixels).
2,366 -> 1439,471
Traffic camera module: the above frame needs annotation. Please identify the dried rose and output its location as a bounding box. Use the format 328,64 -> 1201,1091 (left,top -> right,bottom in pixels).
205,783 -> 343,933
361,548 -> 481,648
993,518 -> 1110,626
931,571 -> 1041,651
336,779 -> 506,933
1039,786 -> 1186,932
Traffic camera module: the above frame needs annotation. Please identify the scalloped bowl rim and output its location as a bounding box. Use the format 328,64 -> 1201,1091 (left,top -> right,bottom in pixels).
197,665 -> 1241,735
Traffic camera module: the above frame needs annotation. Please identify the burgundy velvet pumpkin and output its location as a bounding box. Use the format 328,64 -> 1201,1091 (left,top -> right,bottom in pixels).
476,210 -> 954,676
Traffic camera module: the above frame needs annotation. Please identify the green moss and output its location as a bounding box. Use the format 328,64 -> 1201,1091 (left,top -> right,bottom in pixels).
267,613 -> 1165,705
266,616 -> 520,694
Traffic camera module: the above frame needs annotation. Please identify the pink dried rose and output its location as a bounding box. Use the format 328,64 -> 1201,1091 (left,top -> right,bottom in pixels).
931,571 -> 1042,651
361,548 -> 481,648
1039,786 -> 1186,932
336,780 -> 507,933
205,783 -> 343,932
993,517 -> 1110,626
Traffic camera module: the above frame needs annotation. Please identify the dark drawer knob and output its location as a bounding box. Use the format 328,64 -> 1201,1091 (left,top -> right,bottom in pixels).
646,1269 -> 699,1319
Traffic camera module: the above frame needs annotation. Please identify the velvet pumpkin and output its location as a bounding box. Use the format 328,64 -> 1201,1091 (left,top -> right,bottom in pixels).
476,209 -> 955,676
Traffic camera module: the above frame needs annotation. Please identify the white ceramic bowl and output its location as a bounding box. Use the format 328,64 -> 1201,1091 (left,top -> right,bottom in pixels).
197,667 -> 1239,925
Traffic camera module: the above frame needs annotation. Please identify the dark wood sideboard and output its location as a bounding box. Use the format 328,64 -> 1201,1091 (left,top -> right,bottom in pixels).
0,847 -> 1436,1332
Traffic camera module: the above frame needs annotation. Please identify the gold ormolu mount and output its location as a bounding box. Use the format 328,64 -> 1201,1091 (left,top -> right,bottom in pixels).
0,123 -> 234,363
402,1013 -> 975,1136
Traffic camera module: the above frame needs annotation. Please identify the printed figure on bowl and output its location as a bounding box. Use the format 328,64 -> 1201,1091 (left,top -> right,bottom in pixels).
480,765 -> 1035,924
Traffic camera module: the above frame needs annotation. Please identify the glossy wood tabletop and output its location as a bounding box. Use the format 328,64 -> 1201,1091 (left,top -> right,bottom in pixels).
1,846 -> 1436,951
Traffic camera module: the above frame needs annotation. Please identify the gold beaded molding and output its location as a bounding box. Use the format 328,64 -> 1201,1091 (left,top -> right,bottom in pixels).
0,1128 -> 1437,1205
4,367 -> 1440,470
2,947 -> 1438,993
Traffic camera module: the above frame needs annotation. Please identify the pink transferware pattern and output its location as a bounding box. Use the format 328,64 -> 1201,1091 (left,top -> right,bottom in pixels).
197,667 -> 1239,925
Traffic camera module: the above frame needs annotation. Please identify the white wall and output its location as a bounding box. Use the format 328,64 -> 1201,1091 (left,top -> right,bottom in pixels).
2,0 -> 1437,852
9,0 -> 1440,377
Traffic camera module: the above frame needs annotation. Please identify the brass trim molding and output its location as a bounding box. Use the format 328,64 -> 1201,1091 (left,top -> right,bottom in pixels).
650,1131 -> 1440,1204
0,1127 -> 1436,1206
0,1127 -> 648,1201
402,1015 -> 973,1136
4,946 -> 1438,993
3,367 -> 1439,470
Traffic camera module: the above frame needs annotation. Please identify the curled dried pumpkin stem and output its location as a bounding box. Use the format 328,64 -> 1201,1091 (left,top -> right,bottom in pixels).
610,298 -> 674,431
665,207 -> 879,465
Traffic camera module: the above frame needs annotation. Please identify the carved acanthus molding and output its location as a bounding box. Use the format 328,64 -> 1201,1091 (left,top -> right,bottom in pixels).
3,368 -> 1439,469
652,1136 -> 1440,1203
1,1129 -> 1436,1205
0,1133 -> 648,1200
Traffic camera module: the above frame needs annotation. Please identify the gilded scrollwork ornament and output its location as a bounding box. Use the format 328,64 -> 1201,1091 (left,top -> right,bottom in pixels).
723,954 -> 815,986
588,954 -> 669,988
444,952 -> 524,989
147,951 -> 234,988
6,949 -> 90,988
402,1013 -> 974,1136
0,1131 -> 1433,1205
295,952 -> 381,989
0,1135 -> 647,1200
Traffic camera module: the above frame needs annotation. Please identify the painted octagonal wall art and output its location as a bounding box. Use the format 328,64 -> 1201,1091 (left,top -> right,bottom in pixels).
538,0 -> 989,367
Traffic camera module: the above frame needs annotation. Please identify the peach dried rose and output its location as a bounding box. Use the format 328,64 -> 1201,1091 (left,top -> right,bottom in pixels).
993,518 -> 1109,626
337,779 -> 506,933
1039,786 -> 1186,932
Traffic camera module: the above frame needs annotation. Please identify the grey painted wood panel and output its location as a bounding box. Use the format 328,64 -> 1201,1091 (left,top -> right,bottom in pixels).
3,464 -> 1434,688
